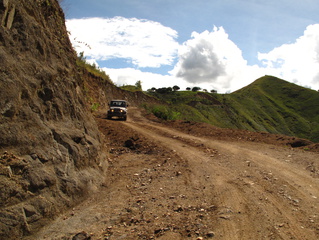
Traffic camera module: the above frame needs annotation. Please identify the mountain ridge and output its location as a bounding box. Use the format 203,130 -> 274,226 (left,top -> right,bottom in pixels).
143,75 -> 319,142
229,75 -> 319,141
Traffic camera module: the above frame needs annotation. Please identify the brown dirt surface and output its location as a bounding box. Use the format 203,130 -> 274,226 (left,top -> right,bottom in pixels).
28,107 -> 319,240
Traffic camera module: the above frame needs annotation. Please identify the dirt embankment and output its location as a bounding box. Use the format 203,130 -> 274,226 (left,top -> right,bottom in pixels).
0,1 -> 106,238
30,108 -> 319,240
82,70 -> 161,111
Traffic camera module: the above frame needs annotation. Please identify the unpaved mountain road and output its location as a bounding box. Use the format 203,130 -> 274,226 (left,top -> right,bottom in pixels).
30,108 -> 319,240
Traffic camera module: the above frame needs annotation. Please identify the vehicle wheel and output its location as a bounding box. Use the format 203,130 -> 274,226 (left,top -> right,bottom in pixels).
123,116 -> 127,121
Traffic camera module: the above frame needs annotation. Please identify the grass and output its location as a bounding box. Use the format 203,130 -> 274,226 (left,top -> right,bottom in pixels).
143,104 -> 181,121
228,76 -> 319,141
120,85 -> 141,92
144,76 -> 319,142
76,54 -> 113,85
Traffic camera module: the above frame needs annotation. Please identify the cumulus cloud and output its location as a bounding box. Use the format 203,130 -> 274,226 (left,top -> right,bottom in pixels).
171,27 -> 250,90
258,24 -> 319,89
172,24 -> 319,92
67,16 -> 319,93
66,17 -> 179,68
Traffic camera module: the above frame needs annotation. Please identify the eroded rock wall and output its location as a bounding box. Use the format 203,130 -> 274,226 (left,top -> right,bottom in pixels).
0,0 -> 106,238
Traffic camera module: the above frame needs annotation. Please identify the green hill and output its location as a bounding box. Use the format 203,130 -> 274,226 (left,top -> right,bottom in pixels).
144,76 -> 319,142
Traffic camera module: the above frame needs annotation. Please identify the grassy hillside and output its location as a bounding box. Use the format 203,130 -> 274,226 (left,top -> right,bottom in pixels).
144,76 -> 319,142
227,76 -> 319,141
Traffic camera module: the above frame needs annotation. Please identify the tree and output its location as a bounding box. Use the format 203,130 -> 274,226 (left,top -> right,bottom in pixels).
186,87 -> 191,91
173,85 -> 180,91
147,88 -> 156,93
135,80 -> 142,91
156,87 -> 173,94
192,87 -> 201,92
211,89 -> 217,93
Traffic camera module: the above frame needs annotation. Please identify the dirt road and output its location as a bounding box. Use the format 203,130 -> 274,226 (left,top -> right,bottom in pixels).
30,108 -> 319,240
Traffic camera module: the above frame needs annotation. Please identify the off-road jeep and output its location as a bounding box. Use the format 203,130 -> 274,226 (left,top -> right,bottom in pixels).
106,100 -> 128,121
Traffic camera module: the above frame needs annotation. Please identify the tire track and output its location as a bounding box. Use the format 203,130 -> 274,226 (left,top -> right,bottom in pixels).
125,112 -> 319,239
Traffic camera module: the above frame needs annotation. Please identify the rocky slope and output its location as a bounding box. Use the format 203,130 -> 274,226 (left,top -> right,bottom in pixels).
0,0 -> 107,238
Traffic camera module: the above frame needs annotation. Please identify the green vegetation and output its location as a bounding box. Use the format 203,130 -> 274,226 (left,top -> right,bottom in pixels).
76,52 -> 113,84
145,76 -> 319,142
90,102 -> 100,112
120,81 -> 143,92
143,104 -> 181,121
227,76 -> 319,141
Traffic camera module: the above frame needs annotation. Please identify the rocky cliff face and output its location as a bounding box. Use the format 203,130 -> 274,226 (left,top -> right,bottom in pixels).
0,0 -> 107,238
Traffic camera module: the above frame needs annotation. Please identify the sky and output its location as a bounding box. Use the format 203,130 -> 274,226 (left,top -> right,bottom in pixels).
61,0 -> 319,93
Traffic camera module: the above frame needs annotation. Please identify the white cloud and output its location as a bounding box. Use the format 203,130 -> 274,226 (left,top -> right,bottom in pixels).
171,24 -> 319,92
258,24 -> 319,89
66,17 -> 179,68
67,17 -> 319,93
103,67 -> 189,91
171,27 -> 261,92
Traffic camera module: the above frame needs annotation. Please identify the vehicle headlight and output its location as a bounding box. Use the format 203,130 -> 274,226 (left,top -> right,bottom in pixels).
111,109 -> 114,112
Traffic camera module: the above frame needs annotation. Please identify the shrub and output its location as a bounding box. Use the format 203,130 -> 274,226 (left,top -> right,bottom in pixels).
173,85 -> 180,91
156,87 -> 173,94
192,87 -> 201,92
91,102 -> 100,112
143,104 -> 180,121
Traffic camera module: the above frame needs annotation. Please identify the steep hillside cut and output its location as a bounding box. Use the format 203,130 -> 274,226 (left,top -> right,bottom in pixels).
81,70 -> 161,112
0,0 -> 107,238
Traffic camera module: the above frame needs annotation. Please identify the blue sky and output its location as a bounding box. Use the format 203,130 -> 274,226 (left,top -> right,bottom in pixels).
61,0 -> 319,92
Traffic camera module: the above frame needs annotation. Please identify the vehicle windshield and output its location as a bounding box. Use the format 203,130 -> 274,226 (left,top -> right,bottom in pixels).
110,101 -> 126,107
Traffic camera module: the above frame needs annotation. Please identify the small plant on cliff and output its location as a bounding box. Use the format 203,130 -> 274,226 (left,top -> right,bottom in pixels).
91,102 -> 100,112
